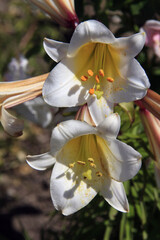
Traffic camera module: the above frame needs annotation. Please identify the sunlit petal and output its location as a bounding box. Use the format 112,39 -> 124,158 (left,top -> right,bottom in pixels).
100,178 -> 129,212
26,152 -> 56,170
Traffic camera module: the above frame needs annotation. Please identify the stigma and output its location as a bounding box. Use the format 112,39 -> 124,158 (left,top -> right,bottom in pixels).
80,68 -> 114,100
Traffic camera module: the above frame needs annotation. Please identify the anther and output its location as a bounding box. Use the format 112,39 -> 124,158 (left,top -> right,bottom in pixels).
96,171 -> 103,177
77,160 -> 86,165
89,88 -> 95,95
107,77 -> 114,83
99,69 -> 105,77
88,157 -> 94,163
69,163 -> 75,168
90,163 -> 96,168
81,75 -> 88,82
95,75 -> 100,83
87,69 -> 94,76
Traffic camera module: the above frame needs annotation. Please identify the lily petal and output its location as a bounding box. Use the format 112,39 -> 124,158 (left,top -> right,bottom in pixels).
43,57 -> 90,107
100,178 -> 129,212
50,161 -> 97,215
112,32 -> 146,62
43,38 -> 69,62
26,152 -> 55,170
108,59 -> 150,103
87,96 -> 114,126
96,113 -> 120,138
50,120 -> 96,156
68,20 -> 115,57
97,138 -> 142,182
1,107 -> 24,137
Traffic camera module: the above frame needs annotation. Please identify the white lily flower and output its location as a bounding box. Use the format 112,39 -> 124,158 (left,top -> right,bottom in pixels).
26,113 -> 142,215
43,20 -> 150,125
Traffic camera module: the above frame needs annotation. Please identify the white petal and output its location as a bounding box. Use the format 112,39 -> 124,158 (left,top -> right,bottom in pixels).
108,59 -> 150,103
50,120 -> 96,156
96,113 -> 120,138
26,152 -> 56,170
1,107 -> 24,137
42,58 -> 89,107
50,162 -> 97,215
87,96 -> 114,126
100,138 -> 142,182
43,38 -> 69,62
68,20 -> 115,57
14,97 -> 54,128
100,178 -> 129,212
111,32 -> 146,61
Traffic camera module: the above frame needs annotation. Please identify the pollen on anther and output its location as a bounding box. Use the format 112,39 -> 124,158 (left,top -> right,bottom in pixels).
95,75 -> 100,83
107,77 -> 114,83
77,160 -> 86,165
88,157 -> 94,163
96,171 -> 103,177
89,88 -> 95,95
69,163 -> 75,168
87,69 -> 94,76
81,75 -> 88,81
90,163 -> 96,168
99,69 -> 105,77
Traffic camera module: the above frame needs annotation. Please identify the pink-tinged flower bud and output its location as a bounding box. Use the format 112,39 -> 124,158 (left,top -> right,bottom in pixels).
141,20 -> 160,57
75,104 -> 96,126
139,105 -> 160,187
28,0 -> 79,29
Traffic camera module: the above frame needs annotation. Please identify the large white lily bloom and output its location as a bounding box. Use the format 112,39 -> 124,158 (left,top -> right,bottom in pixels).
42,20 -> 150,125
26,113 -> 142,215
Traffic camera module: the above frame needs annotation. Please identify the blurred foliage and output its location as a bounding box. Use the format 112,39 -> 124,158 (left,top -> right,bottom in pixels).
0,0 -> 160,240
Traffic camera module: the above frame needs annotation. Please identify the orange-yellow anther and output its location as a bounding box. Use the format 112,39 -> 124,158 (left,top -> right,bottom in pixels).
90,163 -> 96,168
95,75 -> 100,83
99,69 -> 105,77
77,160 -> 86,165
89,88 -> 95,95
88,158 -> 94,163
69,163 -> 75,168
81,75 -> 88,82
96,171 -> 103,177
87,69 -> 94,76
107,77 -> 114,83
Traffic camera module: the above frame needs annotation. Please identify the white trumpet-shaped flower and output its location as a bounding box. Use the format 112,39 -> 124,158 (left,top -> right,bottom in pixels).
43,20 -> 150,125
26,113 -> 142,215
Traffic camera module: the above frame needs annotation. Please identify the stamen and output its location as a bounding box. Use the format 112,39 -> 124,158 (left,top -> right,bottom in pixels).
107,77 -> 114,83
82,169 -> 92,180
81,75 -> 88,82
87,69 -> 94,77
69,163 -> 75,168
96,171 -> 103,177
96,84 -> 100,90
89,88 -> 95,95
99,69 -> 105,77
88,157 -> 94,163
90,163 -> 96,168
77,160 -> 86,165
95,75 -> 100,83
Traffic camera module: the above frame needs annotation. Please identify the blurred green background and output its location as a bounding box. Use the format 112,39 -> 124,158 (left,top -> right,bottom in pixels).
0,0 -> 160,239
